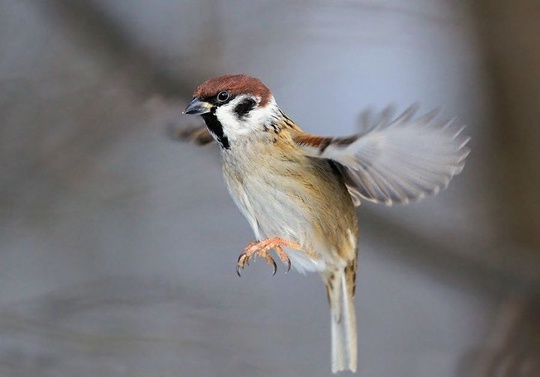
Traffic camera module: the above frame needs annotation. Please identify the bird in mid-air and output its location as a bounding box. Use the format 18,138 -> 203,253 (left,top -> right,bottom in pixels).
181,74 -> 469,373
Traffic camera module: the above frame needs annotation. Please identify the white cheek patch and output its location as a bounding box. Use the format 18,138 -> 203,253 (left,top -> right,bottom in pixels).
215,95 -> 278,141
245,97 -> 278,126
214,98 -> 245,136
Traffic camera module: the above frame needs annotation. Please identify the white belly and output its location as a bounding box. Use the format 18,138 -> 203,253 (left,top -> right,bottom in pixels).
223,163 -> 330,274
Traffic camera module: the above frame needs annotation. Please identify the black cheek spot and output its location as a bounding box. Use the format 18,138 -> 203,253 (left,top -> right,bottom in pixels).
233,98 -> 256,119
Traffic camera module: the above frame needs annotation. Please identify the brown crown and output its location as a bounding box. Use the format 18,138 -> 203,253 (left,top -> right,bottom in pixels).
193,74 -> 272,106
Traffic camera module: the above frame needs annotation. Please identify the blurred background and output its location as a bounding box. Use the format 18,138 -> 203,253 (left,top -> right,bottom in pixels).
1,0 -> 539,376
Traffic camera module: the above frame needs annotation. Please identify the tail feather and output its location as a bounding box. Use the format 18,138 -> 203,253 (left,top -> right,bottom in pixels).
326,267 -> 357,373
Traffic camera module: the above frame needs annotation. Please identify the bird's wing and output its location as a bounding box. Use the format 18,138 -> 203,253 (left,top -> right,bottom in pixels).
176,124 -> 215,146
293,105 -> 470,206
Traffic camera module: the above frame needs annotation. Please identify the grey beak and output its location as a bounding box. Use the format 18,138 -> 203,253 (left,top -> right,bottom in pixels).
183,98 -> 212,115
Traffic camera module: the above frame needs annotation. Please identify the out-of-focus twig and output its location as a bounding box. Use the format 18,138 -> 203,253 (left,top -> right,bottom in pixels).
36,0 -> 193,99
467,1 -> 540,375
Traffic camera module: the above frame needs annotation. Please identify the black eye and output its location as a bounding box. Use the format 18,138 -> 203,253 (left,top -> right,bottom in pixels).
217,91 -> 230,102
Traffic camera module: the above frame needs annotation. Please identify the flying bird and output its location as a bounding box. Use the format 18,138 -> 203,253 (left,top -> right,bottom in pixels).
181,74 -> 469,373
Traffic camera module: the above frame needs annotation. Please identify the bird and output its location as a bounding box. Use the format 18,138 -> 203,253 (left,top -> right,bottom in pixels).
181,74 -> 470,373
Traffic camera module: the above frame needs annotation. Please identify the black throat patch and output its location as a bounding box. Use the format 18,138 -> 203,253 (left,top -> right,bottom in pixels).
201,113 -> 230,150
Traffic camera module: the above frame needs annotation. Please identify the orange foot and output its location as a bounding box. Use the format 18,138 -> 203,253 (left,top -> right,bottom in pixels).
236,237 -> 304,276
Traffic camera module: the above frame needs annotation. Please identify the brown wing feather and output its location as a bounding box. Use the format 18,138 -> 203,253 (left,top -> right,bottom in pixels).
294,134 -> 363,206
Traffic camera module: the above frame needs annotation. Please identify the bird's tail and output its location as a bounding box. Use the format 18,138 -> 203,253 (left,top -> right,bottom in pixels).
325,263 -> 357,373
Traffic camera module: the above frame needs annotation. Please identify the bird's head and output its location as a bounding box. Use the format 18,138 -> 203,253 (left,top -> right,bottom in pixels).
183,74 -> 280,149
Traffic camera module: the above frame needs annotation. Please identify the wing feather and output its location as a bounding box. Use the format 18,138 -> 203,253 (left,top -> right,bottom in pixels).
294,107 -> 470,206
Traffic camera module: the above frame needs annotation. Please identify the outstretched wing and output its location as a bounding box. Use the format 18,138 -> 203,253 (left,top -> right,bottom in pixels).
294,106 -> 470,206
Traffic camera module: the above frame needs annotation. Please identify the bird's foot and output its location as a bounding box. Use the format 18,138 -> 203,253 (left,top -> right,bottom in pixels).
236,237 -> 303,276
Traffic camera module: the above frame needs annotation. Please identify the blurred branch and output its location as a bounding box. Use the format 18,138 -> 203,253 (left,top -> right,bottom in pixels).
465,1 -> 540,375
471,0 -> 540,251
467,296 -> 540,377
2,0 -> 214,217
35,0 -> 192,99
361,209 -> 540,295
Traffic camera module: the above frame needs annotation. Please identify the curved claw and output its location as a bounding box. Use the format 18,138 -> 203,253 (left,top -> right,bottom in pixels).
236,254 -> 247,277
236,250 -> 278,276
236,266 -> 242,277
258,250 -> 278,276
274,245 -> 292,273
269,257 -> 277,276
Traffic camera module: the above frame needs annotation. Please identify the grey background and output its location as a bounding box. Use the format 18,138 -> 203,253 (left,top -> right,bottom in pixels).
1,1 -> 539,376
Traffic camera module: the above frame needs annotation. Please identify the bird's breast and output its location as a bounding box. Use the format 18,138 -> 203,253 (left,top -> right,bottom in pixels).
221,139 -> 358,272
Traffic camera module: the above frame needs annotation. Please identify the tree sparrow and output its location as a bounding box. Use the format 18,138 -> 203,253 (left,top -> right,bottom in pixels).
182,74 -> 469,373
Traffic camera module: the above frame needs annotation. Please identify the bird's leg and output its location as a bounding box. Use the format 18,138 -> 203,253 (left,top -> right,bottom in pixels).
236,237 -> 306,276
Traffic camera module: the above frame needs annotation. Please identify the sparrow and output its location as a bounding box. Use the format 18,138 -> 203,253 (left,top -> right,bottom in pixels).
182,74 -> 469,373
